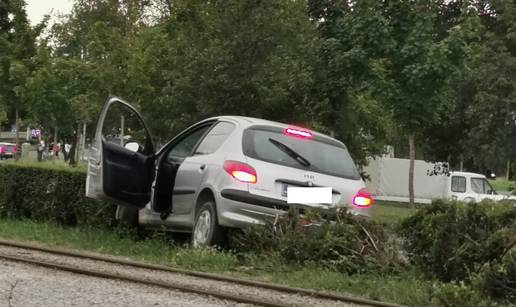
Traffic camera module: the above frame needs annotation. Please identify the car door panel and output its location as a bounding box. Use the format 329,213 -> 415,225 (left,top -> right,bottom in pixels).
86,96 -> 155,209
102,141 -> 154,207
150,123 -> 214,214
170,156 -> 208,215
151,158 -> 181,213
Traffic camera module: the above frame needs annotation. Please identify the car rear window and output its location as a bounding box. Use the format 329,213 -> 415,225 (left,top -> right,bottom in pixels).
243,126 -> 360,180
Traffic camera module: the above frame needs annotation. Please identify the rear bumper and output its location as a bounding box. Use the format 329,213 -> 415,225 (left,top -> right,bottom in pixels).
220,189 -> 290,211
217,189 -> 370,228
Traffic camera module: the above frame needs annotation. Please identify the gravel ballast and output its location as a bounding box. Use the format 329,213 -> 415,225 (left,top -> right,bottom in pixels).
0,258 -> 242,307
0,244 -> 364,307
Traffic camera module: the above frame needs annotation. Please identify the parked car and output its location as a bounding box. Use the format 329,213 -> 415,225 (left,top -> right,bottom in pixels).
0,142 -> 16,160
86,97 -> 373,246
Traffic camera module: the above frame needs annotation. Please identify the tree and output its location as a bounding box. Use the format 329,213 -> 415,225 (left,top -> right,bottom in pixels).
381,1 -> 470,207
127,0 -> 318,144
308,0 -> 470,206
0,0 -> 39,158
460,0 -> 516,177
306,0 -> 395,166
26,0 -> 150,164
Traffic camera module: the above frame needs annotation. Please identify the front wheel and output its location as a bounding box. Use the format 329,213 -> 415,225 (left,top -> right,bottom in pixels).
115,205 -> 139,227
192,201 -> 226,248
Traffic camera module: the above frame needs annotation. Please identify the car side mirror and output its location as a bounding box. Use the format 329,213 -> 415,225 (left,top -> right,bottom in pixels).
124,142 -> 140,153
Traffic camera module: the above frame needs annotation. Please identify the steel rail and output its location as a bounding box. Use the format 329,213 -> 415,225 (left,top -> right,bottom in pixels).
0,253 -> 287,307
0,239 -> 405,307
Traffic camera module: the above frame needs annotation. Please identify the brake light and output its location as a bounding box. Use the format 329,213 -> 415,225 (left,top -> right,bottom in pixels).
284,127 -> 312,139
223,160 -> 257,183
353,188 -> 374,208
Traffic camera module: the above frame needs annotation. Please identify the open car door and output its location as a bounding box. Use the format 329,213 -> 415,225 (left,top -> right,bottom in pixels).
86,96 -> 155,209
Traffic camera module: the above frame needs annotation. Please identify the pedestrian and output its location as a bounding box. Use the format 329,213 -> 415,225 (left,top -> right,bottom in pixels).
37,141 -> 45,162
64,141 -> 71,162
53,142 -> 61,158
0,144 -> 4,160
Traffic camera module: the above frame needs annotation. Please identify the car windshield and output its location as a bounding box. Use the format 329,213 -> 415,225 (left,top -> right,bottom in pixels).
243,127 -> 361,180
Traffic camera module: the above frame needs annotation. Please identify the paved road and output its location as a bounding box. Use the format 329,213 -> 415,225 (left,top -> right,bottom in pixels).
0,259 -> 238,307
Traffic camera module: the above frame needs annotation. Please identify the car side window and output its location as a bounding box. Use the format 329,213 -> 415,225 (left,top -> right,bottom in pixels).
102,101 -> 150,153
451,176 -> 466,193
471,178 -> 484,193
194,122 -> 235,155
167,126 -> 211,160
471,178 -> 493,194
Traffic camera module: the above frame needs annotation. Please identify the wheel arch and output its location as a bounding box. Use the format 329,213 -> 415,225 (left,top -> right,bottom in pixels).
195,187 -> 217,218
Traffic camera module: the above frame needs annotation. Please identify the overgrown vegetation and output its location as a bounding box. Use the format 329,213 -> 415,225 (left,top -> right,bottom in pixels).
232,209 -> 403,275
398,199 -> 516,302
398,199 -> 516,282
2,1 -> 516,174
0,163 -> 114,227
0,218 -> 502,307
1,163 -> 515,305
489,179 -> 516,193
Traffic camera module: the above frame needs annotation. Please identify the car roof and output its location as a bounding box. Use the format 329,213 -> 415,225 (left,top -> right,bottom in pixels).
204,115 -> 341,144
0,142 -> 15,146
451,171 -> 486,178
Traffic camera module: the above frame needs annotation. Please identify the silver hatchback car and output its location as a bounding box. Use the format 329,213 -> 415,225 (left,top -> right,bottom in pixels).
86,97 -> 373,246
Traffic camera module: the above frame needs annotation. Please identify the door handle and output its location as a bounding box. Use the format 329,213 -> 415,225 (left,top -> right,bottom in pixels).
200,164 -> 206,171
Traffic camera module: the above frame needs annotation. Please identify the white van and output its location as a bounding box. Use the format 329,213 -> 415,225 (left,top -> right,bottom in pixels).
364,157 -> 516,204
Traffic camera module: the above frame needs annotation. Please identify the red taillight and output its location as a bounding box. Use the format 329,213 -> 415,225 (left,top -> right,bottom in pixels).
223,160 -> 257,183
353,188 -> 374,208
283,127 -> 313,139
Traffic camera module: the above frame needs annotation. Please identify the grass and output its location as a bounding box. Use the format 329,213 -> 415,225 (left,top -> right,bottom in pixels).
0,217 -> 501,306
489,179 -> 514,192
372,201 -> 416,225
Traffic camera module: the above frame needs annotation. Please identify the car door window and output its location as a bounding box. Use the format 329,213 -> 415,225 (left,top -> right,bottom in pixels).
167,126 -> 211,160
471,178 -> 493,194
102,101 -> 151,154
194,122 -> 235,155
451,176 -> 466,193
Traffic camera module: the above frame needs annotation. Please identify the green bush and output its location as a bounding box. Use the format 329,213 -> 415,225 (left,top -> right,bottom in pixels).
475,243 -> 516,301
398,199 -> 516,282
231,209 -> 403,274
428,281 -> 501,307
0,163 -> 115,227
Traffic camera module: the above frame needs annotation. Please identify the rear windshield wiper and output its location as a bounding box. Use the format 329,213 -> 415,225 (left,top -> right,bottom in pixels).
268,138 -> 311,168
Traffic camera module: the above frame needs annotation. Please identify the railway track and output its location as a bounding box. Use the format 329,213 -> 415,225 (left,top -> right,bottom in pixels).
0,239 -> 405,307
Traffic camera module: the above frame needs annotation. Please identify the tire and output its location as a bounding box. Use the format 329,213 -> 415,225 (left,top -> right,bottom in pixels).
192,201 -> 226,248
116,205 -> 139,228
463,197 -> 475,203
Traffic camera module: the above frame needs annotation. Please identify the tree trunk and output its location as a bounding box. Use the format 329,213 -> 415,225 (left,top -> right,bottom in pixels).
68,124 -> 79,167
506,160 -> 511,181
408,134 -> 416,209
14,108 -> 20,160
81,123 -> 86,161
459,156 -> 464,172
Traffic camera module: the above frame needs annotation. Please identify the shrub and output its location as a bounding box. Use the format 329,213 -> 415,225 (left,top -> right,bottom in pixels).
475,242 -> 516,301
0,163 -> 115,227
398,199 -> 516,282
231,208 -> 403,274
428,281 -> 500,307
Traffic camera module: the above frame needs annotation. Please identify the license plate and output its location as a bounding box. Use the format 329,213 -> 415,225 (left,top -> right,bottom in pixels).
286,187 -> 332,204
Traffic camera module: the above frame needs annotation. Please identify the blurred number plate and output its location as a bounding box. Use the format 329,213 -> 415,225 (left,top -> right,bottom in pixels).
287,187 -> 332,204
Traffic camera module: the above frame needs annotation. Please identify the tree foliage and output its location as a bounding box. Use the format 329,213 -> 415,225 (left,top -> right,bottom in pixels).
2,0 -> 515,172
